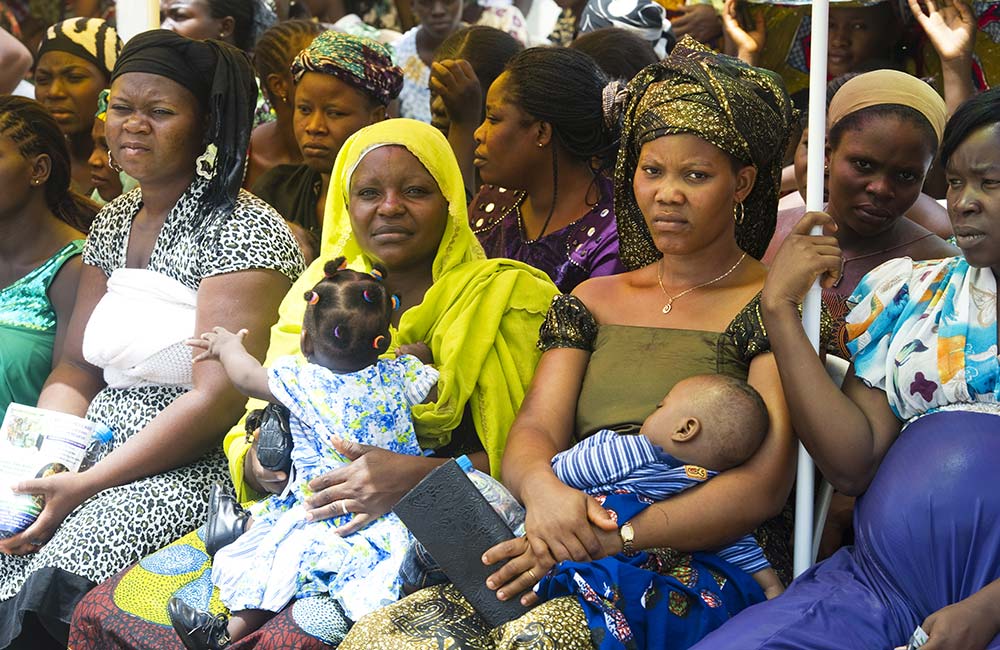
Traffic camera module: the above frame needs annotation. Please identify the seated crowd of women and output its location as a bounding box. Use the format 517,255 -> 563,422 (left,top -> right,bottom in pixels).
0,4 -> 998,650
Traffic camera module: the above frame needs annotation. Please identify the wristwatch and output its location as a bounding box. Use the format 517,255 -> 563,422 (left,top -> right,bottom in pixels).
619,521 -> 636,556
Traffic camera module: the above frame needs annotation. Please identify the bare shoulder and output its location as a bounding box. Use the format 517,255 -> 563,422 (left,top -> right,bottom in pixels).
572,271 -> 641,322
903,220 -> 960,260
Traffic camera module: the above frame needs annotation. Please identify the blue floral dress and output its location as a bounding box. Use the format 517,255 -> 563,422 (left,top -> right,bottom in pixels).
211,354 -> 438,620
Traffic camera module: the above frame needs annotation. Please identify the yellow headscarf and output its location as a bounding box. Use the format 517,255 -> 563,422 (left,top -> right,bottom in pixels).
225,119 -> 557,497
827,69 -> 947,144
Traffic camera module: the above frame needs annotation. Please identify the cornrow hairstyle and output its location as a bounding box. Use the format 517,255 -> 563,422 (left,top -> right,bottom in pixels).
253,19 -> 324,103
502,47 -> 620,167
0,96 -> 97,233
940,87 -> 1000,170
302,256 -> 396,371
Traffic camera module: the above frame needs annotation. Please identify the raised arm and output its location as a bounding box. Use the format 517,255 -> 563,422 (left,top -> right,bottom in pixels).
760,211 -> 902,496
0,28 -> 32,95
430,59 -> 483,198
907,0 -> 976,116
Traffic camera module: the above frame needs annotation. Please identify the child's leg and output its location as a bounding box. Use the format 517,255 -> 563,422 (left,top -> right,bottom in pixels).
227,609 -> 275,642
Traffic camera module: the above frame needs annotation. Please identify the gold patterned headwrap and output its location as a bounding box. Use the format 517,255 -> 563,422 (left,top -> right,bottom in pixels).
614,36 -> 796,269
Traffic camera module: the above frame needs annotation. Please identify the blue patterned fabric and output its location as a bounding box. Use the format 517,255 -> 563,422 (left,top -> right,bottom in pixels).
211,354 -> 438,620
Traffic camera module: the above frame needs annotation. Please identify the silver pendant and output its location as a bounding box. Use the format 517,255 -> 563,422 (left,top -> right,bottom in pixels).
662,302 -> 673,315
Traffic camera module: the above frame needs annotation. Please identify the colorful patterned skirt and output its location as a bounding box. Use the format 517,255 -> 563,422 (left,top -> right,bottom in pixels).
69,527 -> 351,650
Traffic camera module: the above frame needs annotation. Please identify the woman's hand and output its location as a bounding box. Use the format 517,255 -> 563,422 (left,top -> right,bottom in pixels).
0,471 -> 92,555
243,433 -> 289,495
722,0 -> 766,64
919,597 -> 1000,650
761,211 -> 842,310
482,525 -> 622,606
523,474 -> 618,563
671,3 -> 723,43
907,0 -> 975,64
187,326 -> 249,363
429,60 -> 483,128
305,437 -> 434,536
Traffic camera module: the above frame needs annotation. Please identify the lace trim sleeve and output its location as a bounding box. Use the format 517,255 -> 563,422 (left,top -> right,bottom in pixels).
537,294 -> 598,352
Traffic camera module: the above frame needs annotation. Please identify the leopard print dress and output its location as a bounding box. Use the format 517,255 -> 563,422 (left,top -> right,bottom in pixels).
0,180 -> 304,643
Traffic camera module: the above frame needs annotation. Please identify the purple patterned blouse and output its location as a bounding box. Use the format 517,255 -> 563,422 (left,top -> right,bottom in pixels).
469,175 -> 625,292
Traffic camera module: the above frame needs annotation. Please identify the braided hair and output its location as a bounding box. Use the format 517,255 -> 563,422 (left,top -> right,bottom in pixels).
0,96 -> 97,233
253,19 -> 324,104
302,257 -> 398,372
207,0 -> 265,52
502,47 -> 620,167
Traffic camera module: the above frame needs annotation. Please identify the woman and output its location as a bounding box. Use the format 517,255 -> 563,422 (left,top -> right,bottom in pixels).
160,0 -> 275,53
693,86 -> 1000,650
429,25 -> 522,197
69,119 -> 559,649
395,0 -> 465,123
470,46 -> 625,292
0,31 -> 304,649
250,30 -> 402,262
33,17 -> 122,195
88,89 -> 138,206
340,36 -> 798,649
0,97 -> 97,422
763,70 -> 958,334
244,19 -> 324,189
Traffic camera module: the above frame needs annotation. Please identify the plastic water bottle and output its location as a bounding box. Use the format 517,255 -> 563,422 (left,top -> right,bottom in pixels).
78,424 -> 114,472
455,455 -> 526,535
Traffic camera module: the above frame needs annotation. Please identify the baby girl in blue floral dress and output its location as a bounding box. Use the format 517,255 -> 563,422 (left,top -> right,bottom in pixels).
169,258 -> 438,650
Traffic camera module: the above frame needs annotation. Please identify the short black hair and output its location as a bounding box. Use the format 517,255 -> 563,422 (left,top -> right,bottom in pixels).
569,27 -> 658,82
940,87 -> 1000,170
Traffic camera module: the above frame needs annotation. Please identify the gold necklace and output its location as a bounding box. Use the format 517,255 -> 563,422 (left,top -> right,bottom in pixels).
657,252 -> 747,315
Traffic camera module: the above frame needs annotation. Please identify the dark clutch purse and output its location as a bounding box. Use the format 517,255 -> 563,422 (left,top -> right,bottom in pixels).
245,403 -> 293,474
393,459 -> 531,627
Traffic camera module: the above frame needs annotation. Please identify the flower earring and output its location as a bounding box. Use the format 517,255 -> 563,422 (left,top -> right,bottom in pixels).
195,143 -> 218,181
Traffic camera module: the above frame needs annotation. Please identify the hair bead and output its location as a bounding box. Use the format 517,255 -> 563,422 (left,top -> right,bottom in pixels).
307,291 -> 320,305
372,335 -> 385,349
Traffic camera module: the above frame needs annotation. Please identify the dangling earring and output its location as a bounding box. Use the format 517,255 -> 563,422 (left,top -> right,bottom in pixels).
734,201 -> 745,225
108,153 -> 122,173
195,143 -> 218,181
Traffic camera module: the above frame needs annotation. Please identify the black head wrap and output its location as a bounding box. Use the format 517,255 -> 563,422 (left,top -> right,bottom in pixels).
614,36 -> 796,268
111,30 -> 256,228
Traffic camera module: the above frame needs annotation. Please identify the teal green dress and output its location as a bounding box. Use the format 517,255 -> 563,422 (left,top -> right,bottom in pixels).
0,240 -> 84,421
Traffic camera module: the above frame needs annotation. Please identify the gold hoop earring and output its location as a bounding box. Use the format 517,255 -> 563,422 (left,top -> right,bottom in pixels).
734,201 -> 745,225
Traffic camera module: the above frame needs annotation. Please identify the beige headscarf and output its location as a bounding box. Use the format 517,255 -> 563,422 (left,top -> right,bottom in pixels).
828,69 -> 947,144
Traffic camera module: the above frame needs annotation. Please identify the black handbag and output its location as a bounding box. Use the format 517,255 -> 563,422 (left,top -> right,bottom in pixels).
245,403 -> 293,474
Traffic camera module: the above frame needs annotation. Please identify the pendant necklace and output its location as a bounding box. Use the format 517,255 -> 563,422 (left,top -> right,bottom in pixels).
657,252 -> 747,315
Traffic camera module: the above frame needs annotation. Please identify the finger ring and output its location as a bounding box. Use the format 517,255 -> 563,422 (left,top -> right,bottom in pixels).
527,568 -> 537,581
339,501 -> 348,516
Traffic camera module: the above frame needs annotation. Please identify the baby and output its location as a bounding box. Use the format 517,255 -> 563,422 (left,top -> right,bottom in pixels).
168,258 -> 438,650
549,373 -> 783,599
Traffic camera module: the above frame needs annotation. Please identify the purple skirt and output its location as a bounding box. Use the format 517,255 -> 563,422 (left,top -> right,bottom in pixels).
693,410 -> 1000,649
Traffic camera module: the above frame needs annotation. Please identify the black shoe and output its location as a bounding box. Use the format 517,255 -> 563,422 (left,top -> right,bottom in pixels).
167,597 -> 231,650
255,403 -> 293,473
204,483 -> 250,556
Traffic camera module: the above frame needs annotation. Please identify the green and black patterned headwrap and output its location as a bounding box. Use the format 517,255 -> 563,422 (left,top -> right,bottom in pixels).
291,31 -> 403,106
614,36 -> 796,269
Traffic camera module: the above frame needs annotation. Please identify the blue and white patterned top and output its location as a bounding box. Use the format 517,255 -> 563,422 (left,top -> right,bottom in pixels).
210,354 -> 439,620
552,430 -> 770,574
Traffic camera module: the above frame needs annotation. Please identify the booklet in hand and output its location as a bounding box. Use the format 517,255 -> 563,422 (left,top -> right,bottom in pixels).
393,459 -> 531,627
0,404 -> 108,538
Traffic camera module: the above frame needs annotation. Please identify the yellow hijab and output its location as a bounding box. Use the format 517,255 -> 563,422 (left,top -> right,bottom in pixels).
226,119 -> 557,496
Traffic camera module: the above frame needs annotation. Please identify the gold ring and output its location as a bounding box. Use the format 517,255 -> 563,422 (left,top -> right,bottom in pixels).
527,568 -> 537,581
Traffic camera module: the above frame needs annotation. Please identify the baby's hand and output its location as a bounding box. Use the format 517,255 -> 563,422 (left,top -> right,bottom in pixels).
186,326 -> 249,362
395,342 -> 433,365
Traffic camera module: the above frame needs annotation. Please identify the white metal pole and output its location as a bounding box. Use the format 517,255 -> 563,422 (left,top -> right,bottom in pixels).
115,0 -> 160,43
795,0 -> 829,578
